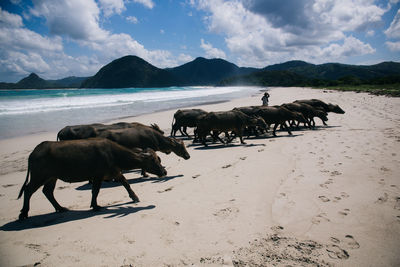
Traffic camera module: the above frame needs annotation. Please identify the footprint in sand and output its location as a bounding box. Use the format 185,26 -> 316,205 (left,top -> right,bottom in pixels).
378,179 -> 385,185
270,225 -> 284,232
2,184 -> 17,188
326,244 -> 349,259
330,235 -> 360,250
340,192 -> 349,198
394,197 -> 400,210
375,193 -> 389,204
344,235 -> 360,249
312,213 -> 330,224
322,179 -> 333,185
318,196 -> 330,202
333,196 -> 342,202
330,237 -> 340,243
338,208 -> 350,216
330,171 -> 342,176
157,186 -> 173,193
213,207 -> 239,219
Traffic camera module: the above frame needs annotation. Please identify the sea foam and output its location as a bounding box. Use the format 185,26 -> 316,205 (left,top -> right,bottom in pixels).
0,86 -> 261,139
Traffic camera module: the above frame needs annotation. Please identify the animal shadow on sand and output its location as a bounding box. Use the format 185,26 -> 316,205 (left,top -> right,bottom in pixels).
0,203 -> 156,231
75,174 -> 184,191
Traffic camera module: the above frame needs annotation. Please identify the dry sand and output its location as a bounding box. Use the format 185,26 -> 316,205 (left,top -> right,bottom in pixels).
0,87 -> 399,266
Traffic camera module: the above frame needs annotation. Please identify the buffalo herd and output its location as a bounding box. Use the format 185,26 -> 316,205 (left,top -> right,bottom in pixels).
18,98 -> 344,219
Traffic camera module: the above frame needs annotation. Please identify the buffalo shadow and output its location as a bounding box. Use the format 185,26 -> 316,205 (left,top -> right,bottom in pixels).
75,174 -> 184,191
0,203 -> 155,231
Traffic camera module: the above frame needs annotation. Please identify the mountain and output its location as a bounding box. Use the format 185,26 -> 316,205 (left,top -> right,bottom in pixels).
167,57 -> 256,86
263,61 -> 400,80
219,70 -> 309,87
15,73 -> 52,89
264,60 -> 314,71
1,55 -> 399,89
0,73 -> 89,89
48,76 -> 89,88
81,55 -> 179,88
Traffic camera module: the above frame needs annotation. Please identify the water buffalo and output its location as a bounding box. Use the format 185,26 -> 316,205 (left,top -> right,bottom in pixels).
294,99 -> 345,114
170,109 -> 208,138
196,110 -> 267,146
18,138 -> 167,220
256,106 -> 307,136
233,106 -> 269,136
99,126 -> 190,160
57,122 -> 164,141
281,102 -> 328,128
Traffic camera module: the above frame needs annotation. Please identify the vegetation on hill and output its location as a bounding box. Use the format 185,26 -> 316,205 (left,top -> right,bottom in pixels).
167,57 -> 256,86
80,55 -> 179,88
0,55 -> 399,96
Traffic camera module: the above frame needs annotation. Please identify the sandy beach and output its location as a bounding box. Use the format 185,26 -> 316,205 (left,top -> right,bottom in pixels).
0,87 -> 399,266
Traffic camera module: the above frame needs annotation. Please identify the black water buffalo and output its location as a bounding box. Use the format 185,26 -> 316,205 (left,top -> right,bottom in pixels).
18,138 -> 167,220
294,99 -> 345,114
99,126 -> 190,160
170,109 -> 208,138
233,106 -> 269,136
196,110 -> 267,146
256,106 -> 307,136
57,123 -> 102,141
57,122 -> 163,141
281,102 -> 328,128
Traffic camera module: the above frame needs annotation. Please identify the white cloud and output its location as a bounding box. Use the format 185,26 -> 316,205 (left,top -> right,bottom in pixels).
99,0 -> 126,17
30,0 -> 108,41
386,41 -> 400,51
385,9 -> 400,39
0,7 -> 23,27
133,0 -> 155,9
366,30 -> 375,37
318,36 -> 375,59
0,8 -> 62,53
200,38 -> 226,59
30,0 -> 185,68
126,16 -> 138,24
195,0 -> 382,66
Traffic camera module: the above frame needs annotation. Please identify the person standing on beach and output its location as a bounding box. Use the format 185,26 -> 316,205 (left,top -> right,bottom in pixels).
261,92 -> 270,106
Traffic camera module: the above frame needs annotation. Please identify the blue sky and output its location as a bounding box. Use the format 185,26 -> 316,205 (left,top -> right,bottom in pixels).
0,0 -> 399,82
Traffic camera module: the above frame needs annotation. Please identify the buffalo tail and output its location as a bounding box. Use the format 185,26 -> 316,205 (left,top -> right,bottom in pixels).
17,161 -> 30,199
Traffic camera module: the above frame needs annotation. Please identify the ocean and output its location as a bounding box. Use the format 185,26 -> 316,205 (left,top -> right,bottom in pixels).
0,86 -> 262,140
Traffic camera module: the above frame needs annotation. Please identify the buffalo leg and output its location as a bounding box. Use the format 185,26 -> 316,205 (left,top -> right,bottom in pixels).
178,126 -> 186,137
115,173 -> 140,203
19,179 -> 42,220
182,126 -> 191,139
42,179 -> 68,213
141,169 -> 149,177
272,123 -> 279,136
239,134 -> 246,144
90,178 -> 102,211
282,122 -> 292,135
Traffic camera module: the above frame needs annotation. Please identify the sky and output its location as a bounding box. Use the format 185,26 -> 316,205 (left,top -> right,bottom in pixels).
0,0 -> 399,82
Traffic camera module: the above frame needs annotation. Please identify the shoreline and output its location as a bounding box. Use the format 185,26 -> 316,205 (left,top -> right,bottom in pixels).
0,86 -> 261,140
0,87 -> 399,266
